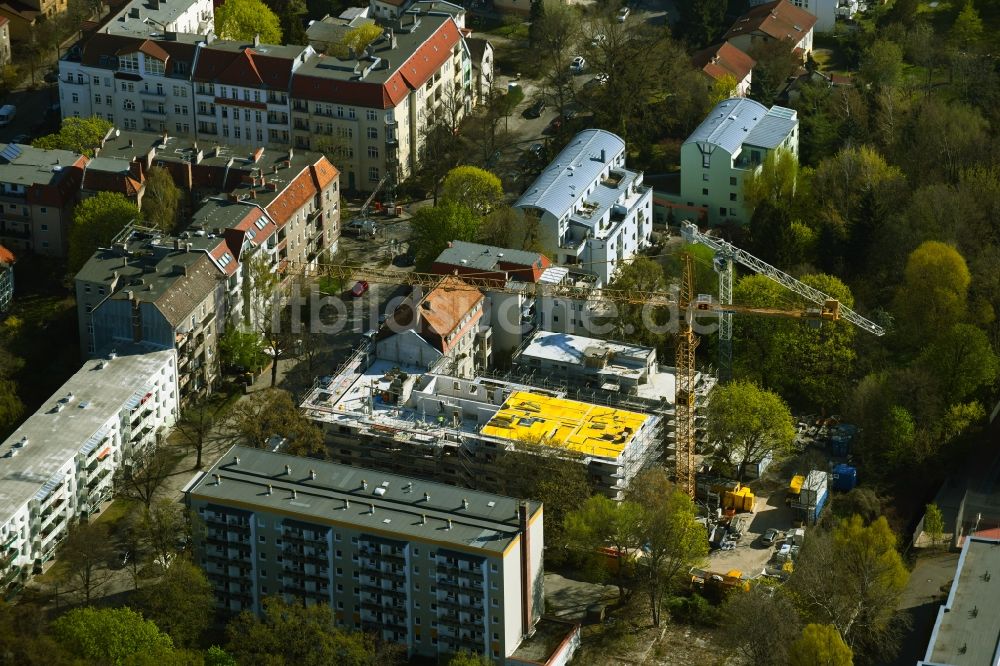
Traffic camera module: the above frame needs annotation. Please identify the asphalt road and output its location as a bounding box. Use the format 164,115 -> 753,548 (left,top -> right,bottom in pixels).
0,84 -> 61,143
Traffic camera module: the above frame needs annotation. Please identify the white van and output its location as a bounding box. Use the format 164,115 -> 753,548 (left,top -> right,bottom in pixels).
0,105 -> 15,127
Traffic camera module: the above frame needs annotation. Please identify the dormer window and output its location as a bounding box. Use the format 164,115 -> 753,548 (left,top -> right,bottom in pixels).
145,58 -> 165,76
119,53 -> 139,73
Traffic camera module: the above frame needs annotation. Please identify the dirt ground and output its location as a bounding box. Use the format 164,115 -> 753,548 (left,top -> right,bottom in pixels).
706,492 -> 796,578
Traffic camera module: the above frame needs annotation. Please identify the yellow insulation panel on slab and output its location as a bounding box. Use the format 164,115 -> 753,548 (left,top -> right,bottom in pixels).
480,391 -> 648,459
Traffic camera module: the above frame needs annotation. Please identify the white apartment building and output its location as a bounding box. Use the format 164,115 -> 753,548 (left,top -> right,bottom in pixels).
187,445 -> 544,664
680,97 -> 799,226
291,12 -> 472,191
105,0 -> 214,37
513,130 -> 653,287
0,347 -> 177,588
59,32 -> 202,134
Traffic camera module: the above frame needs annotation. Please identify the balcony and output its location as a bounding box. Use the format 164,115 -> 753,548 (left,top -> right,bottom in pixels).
267,113 -> 288,124
140,87 -> 166,97
197,107 -> 216,117
294,120 -> 310,131
0,223 -> 30,240
141,106 -> 167,116
268,93 -> 288,105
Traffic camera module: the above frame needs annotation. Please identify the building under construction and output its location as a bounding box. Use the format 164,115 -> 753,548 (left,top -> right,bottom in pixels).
301,353 -> 662,499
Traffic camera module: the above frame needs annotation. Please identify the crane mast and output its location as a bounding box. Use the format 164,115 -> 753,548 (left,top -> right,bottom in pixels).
680,221 -> 885,381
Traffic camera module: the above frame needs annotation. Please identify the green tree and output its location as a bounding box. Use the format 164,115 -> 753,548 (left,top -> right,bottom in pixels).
676,0 -> 726,48
706,380 -> 795,480
140,499 -> 188,571
733,273 -> 857,409
790,516 -> 909,661
226,596 -> 375,665
893,241 -> 971,350
142,166 -> 182,233
441,166 -> 503,216
789,624 -> 853,666
0,378 -> 24,435
721,583 -> 801,665
917,323 -> 998,403
219,324 -> 267,372
745,202 -> 816,268
0,600 -> 74,665
627,468 -> 708,626
948,0 -> 984,52
742,148 -> 799,213
205,645 -> 238,666
410,201 -> 480,270
565,494 -> 643,601
222,388 -> 323,456
58,522 -> 115,604
174,394 -> 226,469
607,256 -> 670,350
748,39 -> 801,105
69,191 -> 140,273
448,650 -> 493,666
52,607 -> 175,665
859,40 -> 903,92
333,22 -> 382,57
707,73 -> 739,107
138,557 -> 213,648
478,207 -> 547,254
924,503 -> 944,547
267,0 -> 307,44
215,0 -> 282,43
32,116 -> 112,156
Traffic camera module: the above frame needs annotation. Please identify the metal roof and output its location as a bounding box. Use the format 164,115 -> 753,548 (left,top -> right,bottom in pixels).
922,537 -> 1000,666
0,346 -> 174,525
514,129 -> 626,219
685,97 -> 785,155
745,106 -> 798,149
188,445 -> 541,554
517,330 -> 652,367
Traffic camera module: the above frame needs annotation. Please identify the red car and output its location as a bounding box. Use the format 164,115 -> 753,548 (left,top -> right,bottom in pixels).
351,280 -> 369,297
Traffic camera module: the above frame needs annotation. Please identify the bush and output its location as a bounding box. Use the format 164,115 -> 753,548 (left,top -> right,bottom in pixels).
665,593 -> 722,627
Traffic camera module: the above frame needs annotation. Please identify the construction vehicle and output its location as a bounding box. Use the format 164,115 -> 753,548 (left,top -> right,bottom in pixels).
680,221 -> 886,382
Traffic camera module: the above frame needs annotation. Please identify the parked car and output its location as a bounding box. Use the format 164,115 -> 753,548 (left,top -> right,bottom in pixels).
617,6 -> 630,22
524,99 -> 546,118
529,143 -> 544,158
351,280 -> 369,297
570,56 -> 586,73
761,528 -> 781,547
11,134 -> 29,145
43,71 -> 59,83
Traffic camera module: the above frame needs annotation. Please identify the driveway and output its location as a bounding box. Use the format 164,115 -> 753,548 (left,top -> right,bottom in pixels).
891,550 -> 959,666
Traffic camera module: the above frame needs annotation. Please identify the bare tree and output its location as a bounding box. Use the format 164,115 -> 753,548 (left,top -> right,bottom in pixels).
141,500 -> 189,572
59,522 -> 115,604
114,446 -> 175,510
173,395 -> 227,469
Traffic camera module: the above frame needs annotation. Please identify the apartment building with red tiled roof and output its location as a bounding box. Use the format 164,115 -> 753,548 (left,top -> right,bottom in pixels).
723,0 -> 817,60
692,42 -> 756,97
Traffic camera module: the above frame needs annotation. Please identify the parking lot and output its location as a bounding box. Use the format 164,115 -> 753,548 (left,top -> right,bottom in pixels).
704,491 -> 798,577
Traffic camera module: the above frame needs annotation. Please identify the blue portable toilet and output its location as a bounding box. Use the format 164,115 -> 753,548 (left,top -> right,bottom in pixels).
831,464 -> 857,492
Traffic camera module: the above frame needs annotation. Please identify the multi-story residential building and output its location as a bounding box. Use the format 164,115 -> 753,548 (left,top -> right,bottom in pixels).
466,37 -> 494,106
0,0 -> 65,41
191,40 -> 313,149
303,359 -> 661,499
723,0 -> 816,59
290,12 -> 470,191
59,32 -> 202,132
679,97 -> 799,226
748,0 -> 836,32
0,345 -> 177,590
187,445 -> 544,664
105,0 -> 214,37
919,536 -> 1000,666
0,243 -> 13,311
305,12 -> 377,54
376,276 -> 487,377
513,129 -> 653,287
75,229 -> 232,400
692,42 -> 755,97
0,17 -> 10,67
0,143 -> 86,256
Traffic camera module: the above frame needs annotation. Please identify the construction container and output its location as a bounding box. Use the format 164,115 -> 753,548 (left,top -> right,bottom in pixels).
831,464 -> 857,492
738,486 -> 755,512
809,489 -> 829,524
799,470 -> 828,506
829,424 -> 857,457
786,474 -> 805,505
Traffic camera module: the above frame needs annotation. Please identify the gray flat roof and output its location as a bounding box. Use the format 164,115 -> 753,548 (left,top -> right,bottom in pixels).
0,346 -> 174,525
923,536 -> 1000,666
434,240 -> 545,273
189,445 -> 541,555
514,130 -> 625,220
0,144 -> 82,187
517,330 -> 652,366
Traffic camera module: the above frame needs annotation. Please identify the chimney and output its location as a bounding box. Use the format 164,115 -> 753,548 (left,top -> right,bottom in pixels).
420,513 -> 426,525
173,238 -> 181,251
161,131 -> 168,146
423,492 -> 430,502
234,455 -> 240,465
309,469 -> 316,480
344,498 -> 350,509
600,148 -> 606,162
362,479 -> 368,490
284,464 -> 291,475
287,147 -> 294,161
195,148 -> 204,164
128,138 -> 134,148
291,489 -> 297,500
213,474 -> 221,484
369,504 -> 375,515
253,33 -> 260,48
267,484 -> 273,495
462,498 -> 469,510
185,242 -> 193,252
519,501 -> 532,636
